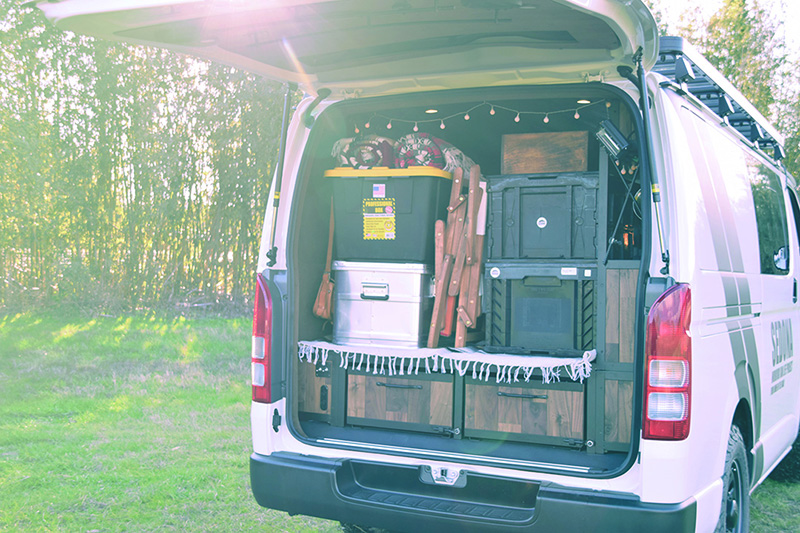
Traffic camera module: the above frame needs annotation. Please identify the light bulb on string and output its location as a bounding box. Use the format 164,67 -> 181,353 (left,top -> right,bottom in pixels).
354,125 -> 360,134
543,114 -> 550,124
490,106 -> 496,116
386,120 -> 392,130
440,120 -> 446,129
464,113 -> 470,121
413,122 -> 419,132
514,113 -> 520,123
574,110 -> 580,120
364,121 -> 370,129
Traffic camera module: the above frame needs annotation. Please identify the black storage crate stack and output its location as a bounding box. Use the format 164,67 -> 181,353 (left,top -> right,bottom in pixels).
484,172 -> 599,355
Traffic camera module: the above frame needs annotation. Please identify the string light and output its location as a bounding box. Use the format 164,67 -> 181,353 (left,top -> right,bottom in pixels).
358,99 -> 604,133
354,125 -> 360,134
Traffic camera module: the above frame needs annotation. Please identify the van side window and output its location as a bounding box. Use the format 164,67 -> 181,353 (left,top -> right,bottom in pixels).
747,157 -> 790,275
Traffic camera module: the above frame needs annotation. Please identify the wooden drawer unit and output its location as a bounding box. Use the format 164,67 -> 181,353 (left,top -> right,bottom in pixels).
464,378 -> 585,446
347,371 -> 454,433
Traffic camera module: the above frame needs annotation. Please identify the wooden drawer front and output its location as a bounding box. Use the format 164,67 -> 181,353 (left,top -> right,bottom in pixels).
347,373 -> 453,430
464,380 -> 584,444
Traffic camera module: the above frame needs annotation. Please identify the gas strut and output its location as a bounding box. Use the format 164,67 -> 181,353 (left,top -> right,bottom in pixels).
266,82 -> 297,267
619,49 -> 670,275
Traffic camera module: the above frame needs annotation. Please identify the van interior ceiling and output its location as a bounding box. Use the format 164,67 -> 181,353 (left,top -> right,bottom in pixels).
289,85 -> 644,474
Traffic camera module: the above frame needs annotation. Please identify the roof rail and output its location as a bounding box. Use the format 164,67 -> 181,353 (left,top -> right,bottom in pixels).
654,36 -> 784,161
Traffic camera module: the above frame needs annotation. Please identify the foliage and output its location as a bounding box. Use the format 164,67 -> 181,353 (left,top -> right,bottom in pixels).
0,1 -> 290,313
652,0 -> 800,178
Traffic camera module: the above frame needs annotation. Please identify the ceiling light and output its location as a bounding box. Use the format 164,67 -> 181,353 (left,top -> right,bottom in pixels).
425,109 -> 438,114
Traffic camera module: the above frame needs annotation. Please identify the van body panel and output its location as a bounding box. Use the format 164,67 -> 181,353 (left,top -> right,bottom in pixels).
38,0 -> 658,95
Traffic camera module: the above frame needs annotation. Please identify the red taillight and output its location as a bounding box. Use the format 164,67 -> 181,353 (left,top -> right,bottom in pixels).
643,283 -> 691,440
252,273 -> 272,403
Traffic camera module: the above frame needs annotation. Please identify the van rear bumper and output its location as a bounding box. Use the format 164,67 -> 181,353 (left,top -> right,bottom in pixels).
250,451 -> 697,532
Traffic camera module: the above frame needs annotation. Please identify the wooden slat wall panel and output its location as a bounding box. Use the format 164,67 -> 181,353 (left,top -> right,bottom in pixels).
619,269 -> 637,364
549,390 -> 583,439
348,374 -> 366,419
604,379 -> 633,445
430,381 -> 453,426
466,381 -> 498,431
605,268 -> 637,365
297,362 -> 330,415
605,269 -> 620,363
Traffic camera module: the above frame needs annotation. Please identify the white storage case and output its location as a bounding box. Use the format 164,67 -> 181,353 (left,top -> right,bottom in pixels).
332,261 -> 433,348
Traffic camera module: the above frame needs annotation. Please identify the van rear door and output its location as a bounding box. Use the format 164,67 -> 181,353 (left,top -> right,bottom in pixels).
37,0 -> 657,95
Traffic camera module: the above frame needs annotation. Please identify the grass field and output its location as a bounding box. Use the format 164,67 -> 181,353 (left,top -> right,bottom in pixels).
1,311 -> 798,532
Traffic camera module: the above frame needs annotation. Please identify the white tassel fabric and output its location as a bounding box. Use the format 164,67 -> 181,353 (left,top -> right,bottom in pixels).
297,341 -> 597,384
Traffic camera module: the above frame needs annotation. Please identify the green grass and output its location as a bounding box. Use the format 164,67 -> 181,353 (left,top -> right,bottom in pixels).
0,311 -> 339,532
1,311 -> 799,532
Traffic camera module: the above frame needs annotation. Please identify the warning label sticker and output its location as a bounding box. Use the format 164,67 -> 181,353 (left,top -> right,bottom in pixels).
363,198 -> 396,240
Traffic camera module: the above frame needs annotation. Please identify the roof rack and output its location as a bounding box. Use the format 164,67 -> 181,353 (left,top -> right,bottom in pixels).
654,36 -> 785,161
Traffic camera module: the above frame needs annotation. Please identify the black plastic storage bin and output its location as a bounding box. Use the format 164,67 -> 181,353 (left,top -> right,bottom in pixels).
324,166 -> 452,263
486,172 -> 598,260
484,262 -> 596,354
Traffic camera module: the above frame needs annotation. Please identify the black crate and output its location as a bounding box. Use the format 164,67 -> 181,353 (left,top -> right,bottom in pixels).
484,263 -> 596,354
325,167 -> 452,263
486,172 -> 598,260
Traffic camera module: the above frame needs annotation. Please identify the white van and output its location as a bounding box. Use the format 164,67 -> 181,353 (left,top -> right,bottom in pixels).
40,1 -> 800,532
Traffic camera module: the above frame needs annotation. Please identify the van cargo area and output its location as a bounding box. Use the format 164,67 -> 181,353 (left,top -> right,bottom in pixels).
289,85 -> 645,475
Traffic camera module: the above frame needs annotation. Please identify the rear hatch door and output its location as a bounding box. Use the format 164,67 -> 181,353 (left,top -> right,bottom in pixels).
38,0 -> 657,95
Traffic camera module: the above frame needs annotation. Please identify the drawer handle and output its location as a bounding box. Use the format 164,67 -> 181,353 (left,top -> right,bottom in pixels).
497,391 -> 547,400
376,382 -> 423,390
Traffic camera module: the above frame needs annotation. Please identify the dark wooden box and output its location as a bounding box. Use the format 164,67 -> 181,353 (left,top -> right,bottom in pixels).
501,131 -> 589,174
347,371 -> 453,433
464,377 -> 584,445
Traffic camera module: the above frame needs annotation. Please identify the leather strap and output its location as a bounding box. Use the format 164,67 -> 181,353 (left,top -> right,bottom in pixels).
324,198 -> 334,273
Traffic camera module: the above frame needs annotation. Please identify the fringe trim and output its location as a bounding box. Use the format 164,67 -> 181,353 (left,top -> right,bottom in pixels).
298,341 -> 596,384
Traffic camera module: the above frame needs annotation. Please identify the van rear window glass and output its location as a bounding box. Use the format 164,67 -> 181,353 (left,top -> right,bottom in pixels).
747,157 -> 790,275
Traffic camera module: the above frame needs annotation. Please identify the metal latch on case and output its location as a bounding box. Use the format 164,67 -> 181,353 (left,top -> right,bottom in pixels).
361,282 -> 389,300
